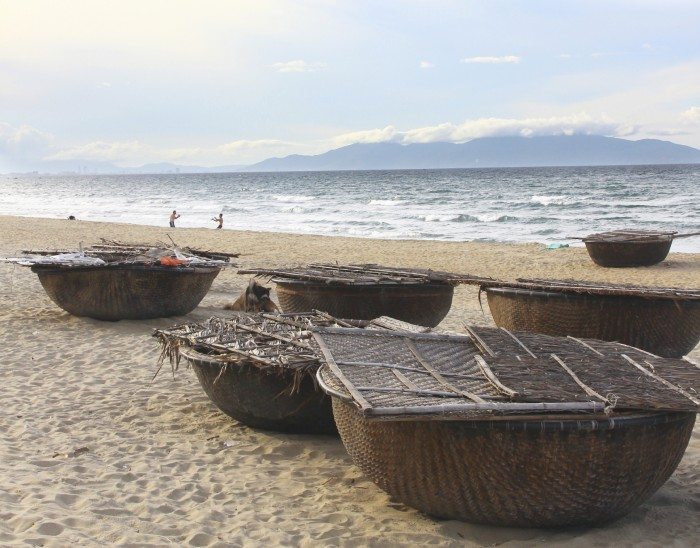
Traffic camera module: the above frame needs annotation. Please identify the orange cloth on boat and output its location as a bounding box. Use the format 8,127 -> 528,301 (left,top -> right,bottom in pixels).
160,256 -> 188,267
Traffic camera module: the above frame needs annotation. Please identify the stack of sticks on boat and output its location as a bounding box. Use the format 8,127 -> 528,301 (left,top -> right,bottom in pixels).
567,229 -> 700,242
154,312 -> 429,376
313,325 -> 700,420
154,312 -> 355,378
469,277 -> 700,300
579,229 -> 677,242
10,238 -> 237,268
239,262 -> 493,286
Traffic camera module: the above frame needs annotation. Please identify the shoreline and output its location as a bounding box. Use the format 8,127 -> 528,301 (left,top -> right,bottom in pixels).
0,214 -> 698,545
2,214 -> 699,255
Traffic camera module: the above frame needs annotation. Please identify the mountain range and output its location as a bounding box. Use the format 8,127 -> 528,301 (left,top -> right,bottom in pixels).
246,135 -> 700,172
4,135 -> 700,174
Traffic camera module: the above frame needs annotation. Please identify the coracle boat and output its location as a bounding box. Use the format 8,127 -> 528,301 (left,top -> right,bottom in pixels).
313,326 -> 699,528
33,264 -> 221,321
478,278 -> 700,358
153,312 -> 430,434
238,263 -> 481,327
577,229 -> 700,268
3,240 -> 235,321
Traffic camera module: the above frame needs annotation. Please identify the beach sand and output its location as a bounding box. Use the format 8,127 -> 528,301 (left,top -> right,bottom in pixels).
0,214 -> 698,546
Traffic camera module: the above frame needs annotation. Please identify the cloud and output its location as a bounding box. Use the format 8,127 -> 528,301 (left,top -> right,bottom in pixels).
682,106 -> 700,123
0,122 -> 53,160
419,61 -> 434,69
271,60 -> 325,73
216,139 -> 290,152
331,114 -> 633,147
558,53 -> 572,59
461,55 -> 520,64
647,128 -> 692,136
42,137 -> 306,167
45,140 -> 149,163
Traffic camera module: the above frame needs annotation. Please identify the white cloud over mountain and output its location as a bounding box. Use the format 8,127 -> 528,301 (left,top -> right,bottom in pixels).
332,114 -> 634,147
1,113 -> 647,170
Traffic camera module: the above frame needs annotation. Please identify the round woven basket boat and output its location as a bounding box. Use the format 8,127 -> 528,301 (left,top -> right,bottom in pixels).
32,264 -> 220,321
584,238 -> 673,267
274,279 -> 454,327
180,346 -> 336,435
485,287 -> 700,358
331,398 -> 695,527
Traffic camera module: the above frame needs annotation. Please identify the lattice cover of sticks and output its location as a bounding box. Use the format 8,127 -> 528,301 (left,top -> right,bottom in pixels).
582,229 -> 677,242
239,262 -> 493,286
313,326 -> 700,421
474,277 -> 700,300
7,238 -> 237,268
153,312 -> 435,379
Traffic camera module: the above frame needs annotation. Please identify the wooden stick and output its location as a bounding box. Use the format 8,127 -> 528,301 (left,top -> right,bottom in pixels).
404,338 -> 487,403
567,336 -> 605,357
673,231 -> 700,239
355,386 -> 501,399
474,355 -> 518,398
365,401 -> 605,417
621,354 -> 700,405
499,328 -> 537,358
230,323 -> 313,350
550,354 -> 609,403
464,325 -> 496,357
392,369 -> 419,390
312,332 -> 373,410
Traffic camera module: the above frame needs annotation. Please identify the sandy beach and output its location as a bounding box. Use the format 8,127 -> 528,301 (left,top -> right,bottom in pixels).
0,214 -> 698,546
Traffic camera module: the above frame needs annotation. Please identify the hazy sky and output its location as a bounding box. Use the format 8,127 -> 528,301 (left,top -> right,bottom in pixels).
1,0 -> 699,170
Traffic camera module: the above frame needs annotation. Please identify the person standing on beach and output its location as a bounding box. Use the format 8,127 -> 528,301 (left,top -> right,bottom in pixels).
212,213 -> 223,229
169,210 -> 180,227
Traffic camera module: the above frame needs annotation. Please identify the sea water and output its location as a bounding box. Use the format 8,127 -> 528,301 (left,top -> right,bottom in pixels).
1,164 -> 699,252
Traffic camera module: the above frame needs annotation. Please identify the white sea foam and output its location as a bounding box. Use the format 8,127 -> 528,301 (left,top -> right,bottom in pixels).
368,199 -> 403,206
531,195 -> 571,206
475,213 -> 516,222
273,194 -> 315,202
419,214 -> 459,222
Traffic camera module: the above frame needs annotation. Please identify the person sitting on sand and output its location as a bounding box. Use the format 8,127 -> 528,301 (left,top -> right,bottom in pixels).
169,210 -> 180,227
212,213 -> 223,229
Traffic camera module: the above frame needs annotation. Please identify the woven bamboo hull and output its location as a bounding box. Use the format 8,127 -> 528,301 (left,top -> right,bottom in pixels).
182,348 -> 336,434
275,280 -> 454,327
33,265 -> 220,321
486,287 -> 700,358
584,239 -> 673,267
332,400 -> 695,527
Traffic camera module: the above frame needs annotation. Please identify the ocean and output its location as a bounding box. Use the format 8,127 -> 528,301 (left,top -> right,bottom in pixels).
2,164 -> 699,252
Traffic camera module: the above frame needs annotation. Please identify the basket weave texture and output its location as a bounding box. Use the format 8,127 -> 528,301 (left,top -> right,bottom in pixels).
333,400 -> 695,527
486,287 -> 700,358
314,326 -> 698,526
276,280 -> 454,327
182,347 -> 336,434
34,264 -> 220,321
584,239 -> 673,267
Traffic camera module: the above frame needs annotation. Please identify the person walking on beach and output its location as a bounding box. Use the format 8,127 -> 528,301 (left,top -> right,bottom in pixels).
169,210 -> 180,227
212,213 -> 223,229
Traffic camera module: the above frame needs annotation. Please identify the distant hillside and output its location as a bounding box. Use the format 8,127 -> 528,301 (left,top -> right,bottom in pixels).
246,135 -> 700,172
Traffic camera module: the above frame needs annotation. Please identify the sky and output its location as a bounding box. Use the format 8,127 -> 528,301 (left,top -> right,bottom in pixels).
1,0 -> 700,171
